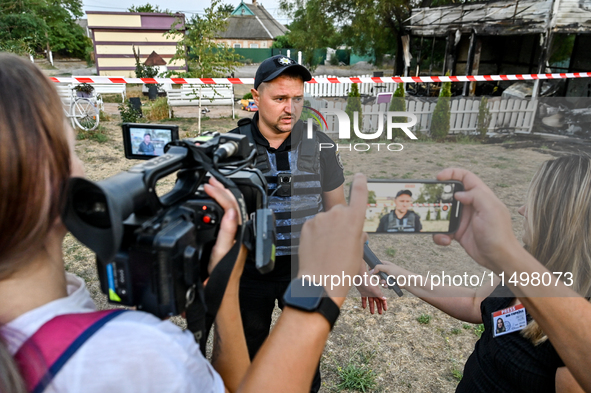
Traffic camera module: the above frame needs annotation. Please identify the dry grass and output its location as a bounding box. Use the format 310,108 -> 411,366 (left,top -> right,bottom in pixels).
65,117 -> 572,392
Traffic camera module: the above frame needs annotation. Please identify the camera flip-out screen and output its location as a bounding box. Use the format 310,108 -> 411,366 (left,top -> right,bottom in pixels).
122,123 -> 179,160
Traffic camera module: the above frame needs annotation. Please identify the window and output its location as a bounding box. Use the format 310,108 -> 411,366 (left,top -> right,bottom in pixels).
261,42 -> 267,48
250,43 -> 259,48
234,43 -> 241,48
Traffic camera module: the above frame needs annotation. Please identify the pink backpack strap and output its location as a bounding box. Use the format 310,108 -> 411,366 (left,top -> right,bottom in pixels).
13,309 -> 126,393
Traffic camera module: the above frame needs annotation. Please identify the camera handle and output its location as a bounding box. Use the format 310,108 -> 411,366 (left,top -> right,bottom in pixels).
184,146 -> 248,355
363,242 -> 404,297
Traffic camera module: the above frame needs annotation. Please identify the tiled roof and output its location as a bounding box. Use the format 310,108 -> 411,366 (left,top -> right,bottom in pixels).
217,2 -> 288,39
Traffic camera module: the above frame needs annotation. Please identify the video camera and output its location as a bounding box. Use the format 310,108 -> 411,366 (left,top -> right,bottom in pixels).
62,124 -> 276,321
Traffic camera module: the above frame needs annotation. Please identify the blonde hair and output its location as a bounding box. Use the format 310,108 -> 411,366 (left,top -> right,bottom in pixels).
521,154 -> 591,344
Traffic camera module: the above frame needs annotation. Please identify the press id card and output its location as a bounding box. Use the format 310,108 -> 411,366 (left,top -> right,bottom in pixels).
492,304 -> 527,338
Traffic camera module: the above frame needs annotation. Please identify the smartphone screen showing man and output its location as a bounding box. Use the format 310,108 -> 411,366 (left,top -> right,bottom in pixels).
364,180 -> 463,234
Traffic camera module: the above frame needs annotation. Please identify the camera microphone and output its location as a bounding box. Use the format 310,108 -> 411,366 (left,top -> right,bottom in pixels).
214,141 -> 239,160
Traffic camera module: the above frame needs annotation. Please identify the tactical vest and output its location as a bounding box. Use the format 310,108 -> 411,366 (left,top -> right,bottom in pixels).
385,211 -> 418,232
236,118 -> 323,256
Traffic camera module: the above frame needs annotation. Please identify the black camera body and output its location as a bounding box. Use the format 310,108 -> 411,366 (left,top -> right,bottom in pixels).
63,130 -> 276,319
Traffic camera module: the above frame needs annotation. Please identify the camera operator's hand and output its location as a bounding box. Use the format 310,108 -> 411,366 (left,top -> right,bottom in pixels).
204,177 -> 243,275
433,168 -> 521,274
298,173 -> 368,306
203,177 -> 249,393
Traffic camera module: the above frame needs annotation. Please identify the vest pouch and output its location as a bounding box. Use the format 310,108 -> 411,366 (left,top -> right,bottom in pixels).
276,171 -> 293,197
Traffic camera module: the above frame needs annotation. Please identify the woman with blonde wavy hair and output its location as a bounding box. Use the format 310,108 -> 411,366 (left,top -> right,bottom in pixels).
374,154 -> 591,392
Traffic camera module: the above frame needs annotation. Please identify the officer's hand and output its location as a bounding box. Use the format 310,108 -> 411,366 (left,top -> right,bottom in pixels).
433,168 -> 520,274
360,294 -> 387,315
204,177 -> 244,275
355,261 -> 387,314
298,174 -> 368,306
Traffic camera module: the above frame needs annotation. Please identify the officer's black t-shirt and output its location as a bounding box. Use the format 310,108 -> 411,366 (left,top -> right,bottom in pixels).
229,113 -> 345,192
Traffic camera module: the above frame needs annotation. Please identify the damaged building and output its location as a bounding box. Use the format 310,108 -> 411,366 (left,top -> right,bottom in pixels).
407,0 -> 591,97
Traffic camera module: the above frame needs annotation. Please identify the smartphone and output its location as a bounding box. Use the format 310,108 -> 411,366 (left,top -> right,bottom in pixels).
365,179 -> 463,234
122,123 -> 179,160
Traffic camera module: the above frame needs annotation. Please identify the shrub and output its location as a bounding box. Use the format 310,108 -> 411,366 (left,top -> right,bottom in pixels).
118,100 -> 141,123
387,83 -> 407,139
329,55 -> 339,66
389,83 -> 406,112
431,72 -> 452,140
436,209 -> 442,220
242,92 -> 253,100
144,97 -> 170,121
477,97 -> 491,138
345,83 -> 362,134
426,209 -> 431,221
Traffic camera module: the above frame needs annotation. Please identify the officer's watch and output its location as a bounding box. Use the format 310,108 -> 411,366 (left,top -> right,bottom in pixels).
282,278 -> 340,329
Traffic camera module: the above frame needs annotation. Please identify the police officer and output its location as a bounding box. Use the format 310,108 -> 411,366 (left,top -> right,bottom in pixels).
229,55 -> 386,392
376,190 -> 423,233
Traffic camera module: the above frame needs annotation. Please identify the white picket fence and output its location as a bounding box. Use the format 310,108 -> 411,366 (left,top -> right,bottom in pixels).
305,96 -> 537,136
304,74 -> 398,97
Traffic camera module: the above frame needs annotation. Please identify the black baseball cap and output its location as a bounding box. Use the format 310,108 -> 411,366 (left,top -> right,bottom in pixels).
254,55 -> 312,89
396,190 -> 413,198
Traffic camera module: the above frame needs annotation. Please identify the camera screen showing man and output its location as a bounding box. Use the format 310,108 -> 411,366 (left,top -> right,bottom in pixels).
138,133 -> 155,155
127,127 -> 173,157
376,190 -> 423,233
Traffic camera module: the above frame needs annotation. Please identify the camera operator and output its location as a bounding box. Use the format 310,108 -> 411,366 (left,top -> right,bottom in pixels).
229,55 -> 386,392
0,53 -> 252,393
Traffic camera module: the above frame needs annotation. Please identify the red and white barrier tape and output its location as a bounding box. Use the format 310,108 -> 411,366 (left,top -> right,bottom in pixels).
50,72 -> 591,85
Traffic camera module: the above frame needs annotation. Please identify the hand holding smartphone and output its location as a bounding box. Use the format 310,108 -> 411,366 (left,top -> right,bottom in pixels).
365,180 -> 463,234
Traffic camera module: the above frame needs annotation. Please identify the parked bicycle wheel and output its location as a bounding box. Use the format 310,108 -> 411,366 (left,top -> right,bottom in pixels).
71,98 -> 99,131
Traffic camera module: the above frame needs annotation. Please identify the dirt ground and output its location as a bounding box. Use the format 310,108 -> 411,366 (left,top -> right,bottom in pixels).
60,109 -> 591,392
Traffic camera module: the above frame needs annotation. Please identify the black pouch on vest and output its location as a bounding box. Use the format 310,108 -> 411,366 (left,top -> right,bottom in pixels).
276,171 -> 292,197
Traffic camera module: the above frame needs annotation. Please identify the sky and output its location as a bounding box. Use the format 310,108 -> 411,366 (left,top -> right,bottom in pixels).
82,0 -> 289,22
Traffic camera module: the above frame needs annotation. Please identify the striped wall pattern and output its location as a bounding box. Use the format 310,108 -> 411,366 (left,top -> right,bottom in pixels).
87,12 -> 186,77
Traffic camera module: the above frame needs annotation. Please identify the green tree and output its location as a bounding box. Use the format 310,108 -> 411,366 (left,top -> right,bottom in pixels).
281,0 -> 480,74
0,0 -> 90,58
271,35 -> 294,49
436,209 -> 441,220
279,0 -> 338,69
368,190 -> 376,204
218,3 -> 236,15
168,0 -> 241,132
345,83 -> 362,136
430,73 -> 451,140
168,0 -> 241,79
425,209 -> 431,221
128,3 -> 171,13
